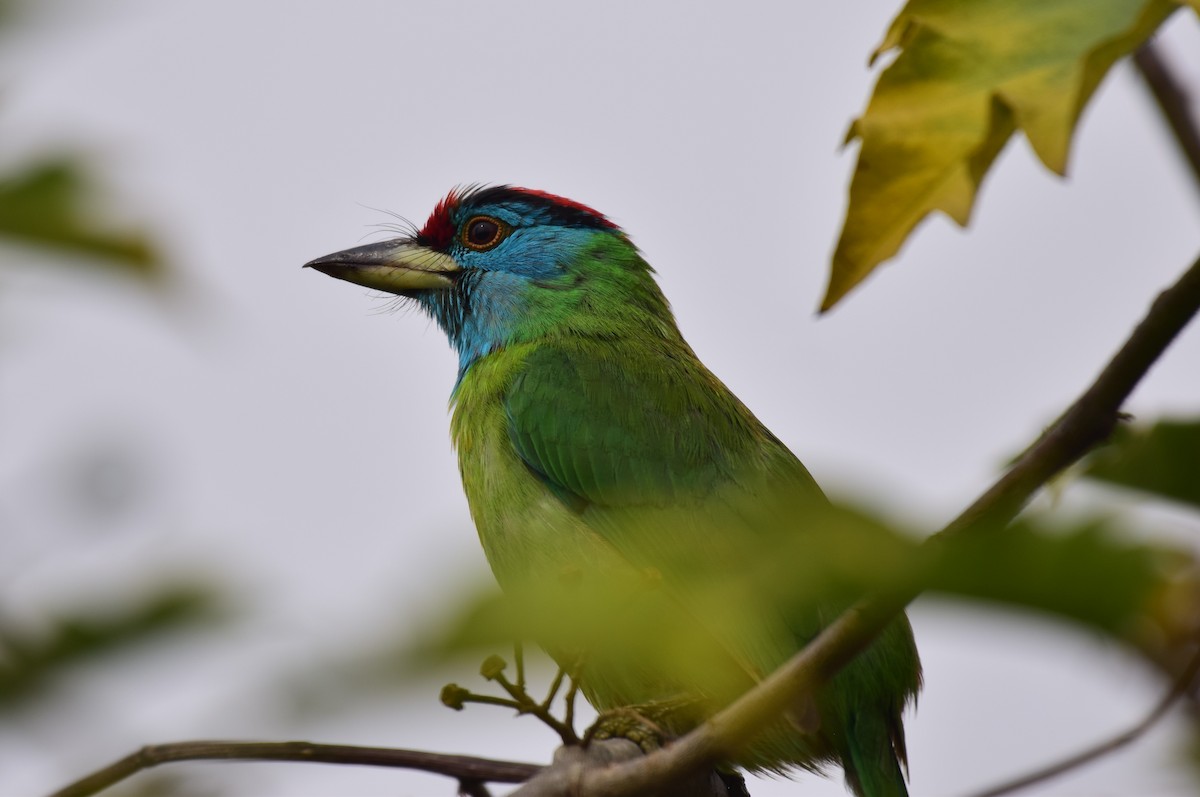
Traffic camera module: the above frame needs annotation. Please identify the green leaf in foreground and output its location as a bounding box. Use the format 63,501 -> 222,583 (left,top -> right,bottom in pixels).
0,159 -> 164,281
1083,417 -> 1200,511
415,505 -> 1183,679
0,582 -> 224,707
824,0 -> 1188,310
926,518 -> 1178,636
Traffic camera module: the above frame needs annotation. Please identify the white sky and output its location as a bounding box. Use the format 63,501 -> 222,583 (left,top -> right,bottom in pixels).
2,2 -> 1200,795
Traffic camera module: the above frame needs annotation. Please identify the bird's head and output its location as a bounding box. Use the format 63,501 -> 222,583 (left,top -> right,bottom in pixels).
306,186 -> 677,377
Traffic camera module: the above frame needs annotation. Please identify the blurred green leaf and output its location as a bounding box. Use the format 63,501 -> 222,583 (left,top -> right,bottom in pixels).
413,505 -> 1182,691
1083,417 -> 1200,511
0,582 -> 224,707
0,159 -> 164,281
926,517 -> 1179,636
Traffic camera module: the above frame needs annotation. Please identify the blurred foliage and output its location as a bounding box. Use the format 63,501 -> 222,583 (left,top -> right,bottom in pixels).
926,517 -> 1190,639
1084,417 -> 1200,511
0,583 -> 224,708
827,0 -> 1196,309
0,12 -> 233,797
0,159 -> 165,282
414,503 -> 1189,681
0,4 -> 164,281
0,0 -> 192,733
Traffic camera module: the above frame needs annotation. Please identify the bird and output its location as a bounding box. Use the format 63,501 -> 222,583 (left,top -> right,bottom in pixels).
306,186 -> 921,797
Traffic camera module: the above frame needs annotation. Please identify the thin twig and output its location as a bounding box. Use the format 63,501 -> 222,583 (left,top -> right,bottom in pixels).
514,249 -> 1200,797
459,693 -> 529,711
564,676 -> 580,734
47,741 -> 541,797
966,638 -> 1200,797
1135,42 -> 1200,196
515,641 -> 527,692
542,666 -> 565,709
493,669 -> 580,745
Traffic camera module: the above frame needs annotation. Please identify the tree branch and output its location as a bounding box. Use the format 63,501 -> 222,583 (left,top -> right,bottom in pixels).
941,249 -> 1200,539
1135,41 -> 1200,197
966,635 -> 1200,797
515,248 -> 1200,797
46,741 -> 542,797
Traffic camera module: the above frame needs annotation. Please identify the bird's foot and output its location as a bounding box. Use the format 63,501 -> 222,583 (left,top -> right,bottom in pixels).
583,707 -> 670,754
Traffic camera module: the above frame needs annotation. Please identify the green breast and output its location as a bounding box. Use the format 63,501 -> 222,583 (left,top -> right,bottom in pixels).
450,343 -> 629,590
447,342 -> 816,737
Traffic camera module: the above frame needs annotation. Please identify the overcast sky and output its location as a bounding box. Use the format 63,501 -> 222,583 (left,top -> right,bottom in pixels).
3,2 -> 1200,796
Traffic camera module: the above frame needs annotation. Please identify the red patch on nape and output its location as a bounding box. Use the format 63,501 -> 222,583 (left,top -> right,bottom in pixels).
510,187 -> 618,229
417,190 -> 460,250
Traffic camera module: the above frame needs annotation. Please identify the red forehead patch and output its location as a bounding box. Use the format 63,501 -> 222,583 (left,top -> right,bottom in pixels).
416,186 -> 617,250
507,188 -> 617,229
417,190 -> 459,250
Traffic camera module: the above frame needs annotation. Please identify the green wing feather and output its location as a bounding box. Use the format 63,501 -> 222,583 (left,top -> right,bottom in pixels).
504,337 -> 828,701
504,338 -> 820,512
500,338 -> 918,792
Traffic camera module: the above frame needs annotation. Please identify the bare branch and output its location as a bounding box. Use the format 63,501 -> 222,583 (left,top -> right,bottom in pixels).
47,741 -> 541,797
514,740 -> 729,797
966,636 -> 1200,797
941,254 -> 1200,538
1135,42 -> 1200,197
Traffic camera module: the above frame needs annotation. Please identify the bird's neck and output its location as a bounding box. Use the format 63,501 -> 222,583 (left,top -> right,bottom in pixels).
423,269 -> 531,380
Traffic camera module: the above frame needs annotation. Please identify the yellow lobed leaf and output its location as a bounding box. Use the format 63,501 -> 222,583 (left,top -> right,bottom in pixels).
823,0 -> 1184,311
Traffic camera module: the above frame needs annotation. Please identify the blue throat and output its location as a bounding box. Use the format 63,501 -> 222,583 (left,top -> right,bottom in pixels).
420,269 -> 531,384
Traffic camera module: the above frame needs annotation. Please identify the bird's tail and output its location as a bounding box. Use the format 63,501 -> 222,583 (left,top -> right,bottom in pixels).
843,711 -> 909,797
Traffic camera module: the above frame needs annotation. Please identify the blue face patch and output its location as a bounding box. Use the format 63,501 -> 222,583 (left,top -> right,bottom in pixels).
413,199 -> 611,380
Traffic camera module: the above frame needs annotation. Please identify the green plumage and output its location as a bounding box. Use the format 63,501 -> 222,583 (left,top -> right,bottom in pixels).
449,234 -> 918,792
309,187 -> 921,796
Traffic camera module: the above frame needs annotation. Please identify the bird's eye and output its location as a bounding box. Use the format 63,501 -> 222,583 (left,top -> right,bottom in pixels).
462,216 -> 508,251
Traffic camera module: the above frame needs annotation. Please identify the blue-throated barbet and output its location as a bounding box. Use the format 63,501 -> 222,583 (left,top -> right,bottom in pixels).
306,186 -> 921,797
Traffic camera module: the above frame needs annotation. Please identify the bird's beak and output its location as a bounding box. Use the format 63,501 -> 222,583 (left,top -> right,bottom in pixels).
304,239 -> 460,294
